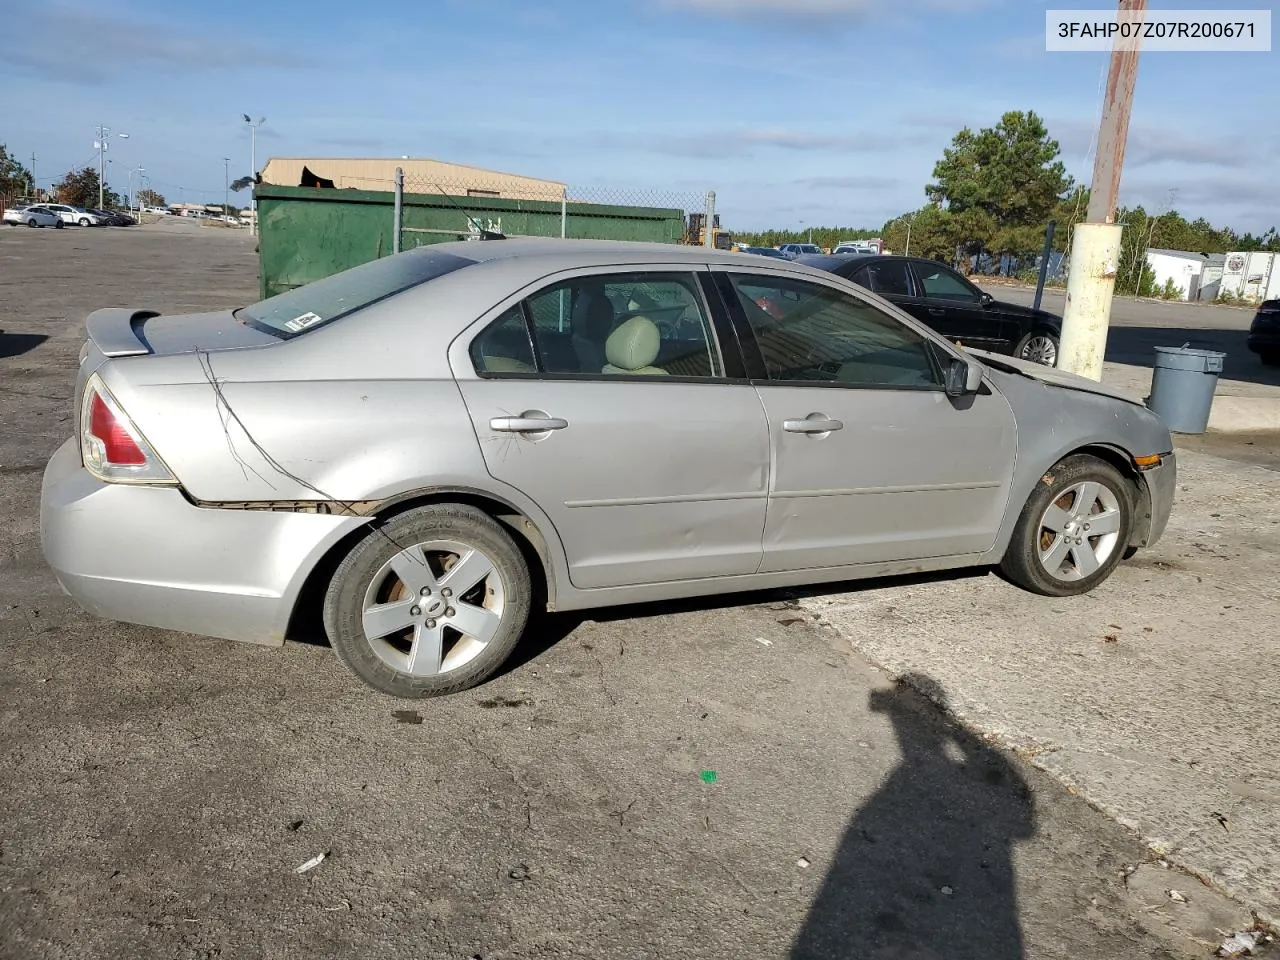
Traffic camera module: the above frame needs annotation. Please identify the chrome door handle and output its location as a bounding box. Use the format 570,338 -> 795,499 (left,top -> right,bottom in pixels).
783,416 -> 844,434
490,416 -> 568,432
928,307 -> 946,316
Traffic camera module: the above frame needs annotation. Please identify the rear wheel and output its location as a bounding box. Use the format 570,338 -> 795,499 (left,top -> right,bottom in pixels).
1015,330 -> 1059,367
26,218 -> 38,228
1000,455 -> 1133,597
323,504 -> 531,698
54,220 -> 63,229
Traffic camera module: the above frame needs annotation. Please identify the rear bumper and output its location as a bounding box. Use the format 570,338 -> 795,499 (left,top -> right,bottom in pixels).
1246,330 -> 1280,353
40,439 -> 363,646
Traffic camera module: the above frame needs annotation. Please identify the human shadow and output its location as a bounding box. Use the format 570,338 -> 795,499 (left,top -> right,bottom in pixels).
0,332 -> 49,359
791,673 -> 1036,960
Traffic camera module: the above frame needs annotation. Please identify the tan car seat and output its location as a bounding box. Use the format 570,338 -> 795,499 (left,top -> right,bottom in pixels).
602,316 -> 668,376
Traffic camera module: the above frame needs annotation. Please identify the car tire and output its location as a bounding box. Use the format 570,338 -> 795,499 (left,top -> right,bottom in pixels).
26,218 -> 37,227
1261,350 -> 1280,367
78,217 -> 90,226
54,221 -> 63,229
1000,454 -> 1133,597
1014,330 -> 1060,367
323,504 -> 532,698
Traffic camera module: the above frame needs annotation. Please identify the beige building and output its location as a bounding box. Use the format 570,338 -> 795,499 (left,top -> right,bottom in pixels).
259,157 -> 565,202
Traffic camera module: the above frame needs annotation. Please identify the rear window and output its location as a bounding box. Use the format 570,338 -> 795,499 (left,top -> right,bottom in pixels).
238,248 -> 475,337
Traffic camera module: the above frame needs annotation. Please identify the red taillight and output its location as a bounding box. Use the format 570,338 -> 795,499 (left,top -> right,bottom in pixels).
88,391 -> 146,465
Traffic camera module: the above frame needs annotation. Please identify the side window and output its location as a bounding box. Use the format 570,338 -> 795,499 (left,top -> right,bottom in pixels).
861,260 -> 913,297
469,273 -> 722,378
915,262 -> 978,302
524,273 -> 721,377
470,305 -> 537,375
727,274 -> 942,389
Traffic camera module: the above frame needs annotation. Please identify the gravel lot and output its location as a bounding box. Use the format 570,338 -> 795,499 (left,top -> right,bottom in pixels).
0,222 -> 1256,959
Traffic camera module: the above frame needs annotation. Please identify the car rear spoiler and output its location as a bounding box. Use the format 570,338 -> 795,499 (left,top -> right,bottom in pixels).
85,308 -> 159,358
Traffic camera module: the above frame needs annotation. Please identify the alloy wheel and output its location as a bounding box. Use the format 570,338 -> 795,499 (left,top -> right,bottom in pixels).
1037,481 -> 1123,582
360,539 -> 506,677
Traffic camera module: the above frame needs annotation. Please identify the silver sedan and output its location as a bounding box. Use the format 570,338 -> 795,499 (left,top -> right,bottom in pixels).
41,239 -> 1176,698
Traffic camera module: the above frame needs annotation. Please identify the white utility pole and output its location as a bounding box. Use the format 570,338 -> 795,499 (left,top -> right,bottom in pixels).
1057,0 -> 1147,380
223,157 -> 230,219
243,114 -> 265,236
128,166 -> 145,213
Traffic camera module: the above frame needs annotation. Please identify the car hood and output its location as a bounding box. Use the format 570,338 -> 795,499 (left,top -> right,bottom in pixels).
969,349 -> 1144,406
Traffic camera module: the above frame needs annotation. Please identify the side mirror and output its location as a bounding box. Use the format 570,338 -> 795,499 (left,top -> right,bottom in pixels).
944,358 -> 983,397
980,292 -> 995,306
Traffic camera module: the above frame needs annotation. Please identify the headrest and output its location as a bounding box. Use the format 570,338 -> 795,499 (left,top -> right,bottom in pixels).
604,315 -> 661,371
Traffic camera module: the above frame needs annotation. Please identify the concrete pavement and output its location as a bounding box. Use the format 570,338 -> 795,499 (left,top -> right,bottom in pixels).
804,448 -> 1280,923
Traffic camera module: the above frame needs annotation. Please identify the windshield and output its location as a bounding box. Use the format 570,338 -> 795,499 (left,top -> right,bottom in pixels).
238,247 -> 476,337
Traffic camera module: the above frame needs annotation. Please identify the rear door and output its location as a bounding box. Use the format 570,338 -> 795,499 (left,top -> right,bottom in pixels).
451,267 -> 770,591
712,269 -> 1017,573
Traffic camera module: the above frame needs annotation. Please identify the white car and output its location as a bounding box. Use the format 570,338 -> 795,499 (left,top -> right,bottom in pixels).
35,204 -> 102,226
3,205 -> 64,228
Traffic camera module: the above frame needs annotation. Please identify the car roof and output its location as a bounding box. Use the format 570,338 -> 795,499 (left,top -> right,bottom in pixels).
418,237 -> 817,271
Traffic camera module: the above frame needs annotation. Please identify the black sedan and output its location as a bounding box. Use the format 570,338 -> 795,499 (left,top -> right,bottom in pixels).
798,253 -> 1062,366
1247,300 -> 1280,366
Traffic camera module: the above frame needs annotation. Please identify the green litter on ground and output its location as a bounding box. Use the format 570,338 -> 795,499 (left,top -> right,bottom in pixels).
700,770 -> 717,784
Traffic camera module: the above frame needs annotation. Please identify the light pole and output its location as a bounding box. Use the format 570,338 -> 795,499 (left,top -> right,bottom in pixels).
222,157 -> 230,219
95,125 -> 129,209
128,166 -> 145,213
243,114 -> 265,236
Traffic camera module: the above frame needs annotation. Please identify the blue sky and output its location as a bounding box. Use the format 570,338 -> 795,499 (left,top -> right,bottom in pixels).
3,0 -> 1275,232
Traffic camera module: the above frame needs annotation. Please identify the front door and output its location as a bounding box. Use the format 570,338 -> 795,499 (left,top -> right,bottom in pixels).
452,268 -> 770,590
905,260 -> 1009,351
716,271 -> 1017,573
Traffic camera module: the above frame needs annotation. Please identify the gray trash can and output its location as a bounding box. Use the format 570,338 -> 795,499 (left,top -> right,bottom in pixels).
1147,346 -> 1226,434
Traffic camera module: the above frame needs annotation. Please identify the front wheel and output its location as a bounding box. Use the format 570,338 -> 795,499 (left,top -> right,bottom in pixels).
1000,455 -> 1133,597
1015,330 -> 1059,367
78,217 -> 90,226
323,504 -> 531,698
54,220 -> 63,229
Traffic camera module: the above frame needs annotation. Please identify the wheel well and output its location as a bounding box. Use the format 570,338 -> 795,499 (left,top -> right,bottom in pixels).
284,490 -> 555,646
1062,444 -> 1152,546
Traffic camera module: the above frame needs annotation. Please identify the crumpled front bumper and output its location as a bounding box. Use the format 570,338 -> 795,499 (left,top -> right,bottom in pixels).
1139,452 -> 1177,548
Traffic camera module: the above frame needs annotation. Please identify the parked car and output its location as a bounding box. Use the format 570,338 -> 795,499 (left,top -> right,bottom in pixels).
41,239 -> 1175,698
32,203 -> 102,226
736,245 -> 790,259
3,204 -> 63,228
779,242 -> 824,257
799,253 -> 1062,366
833,241 -> 881,255
1247,300 -> 1280,366
91,209 -> 135,226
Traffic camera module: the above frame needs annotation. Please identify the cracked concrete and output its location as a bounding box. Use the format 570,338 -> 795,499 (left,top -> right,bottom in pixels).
804,447 -> 1280,923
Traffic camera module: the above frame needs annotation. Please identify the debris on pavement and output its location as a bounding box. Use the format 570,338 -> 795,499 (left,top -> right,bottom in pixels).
796,857 -> 811,869
508,864 -> 530,882
940,885 -> 954,895
777,617 -> 806,626
392,710 -> 423,724
323,898 -> 352,912
286,819 -> 303,832
700,770 -> 717,784
1211,811 -> 1232,832
294,851 -> 327,875
1103,634 -> 1119,644
1217,931 -> 1260,957
755,637 -> 773,647
1166,889 -> 1189,903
